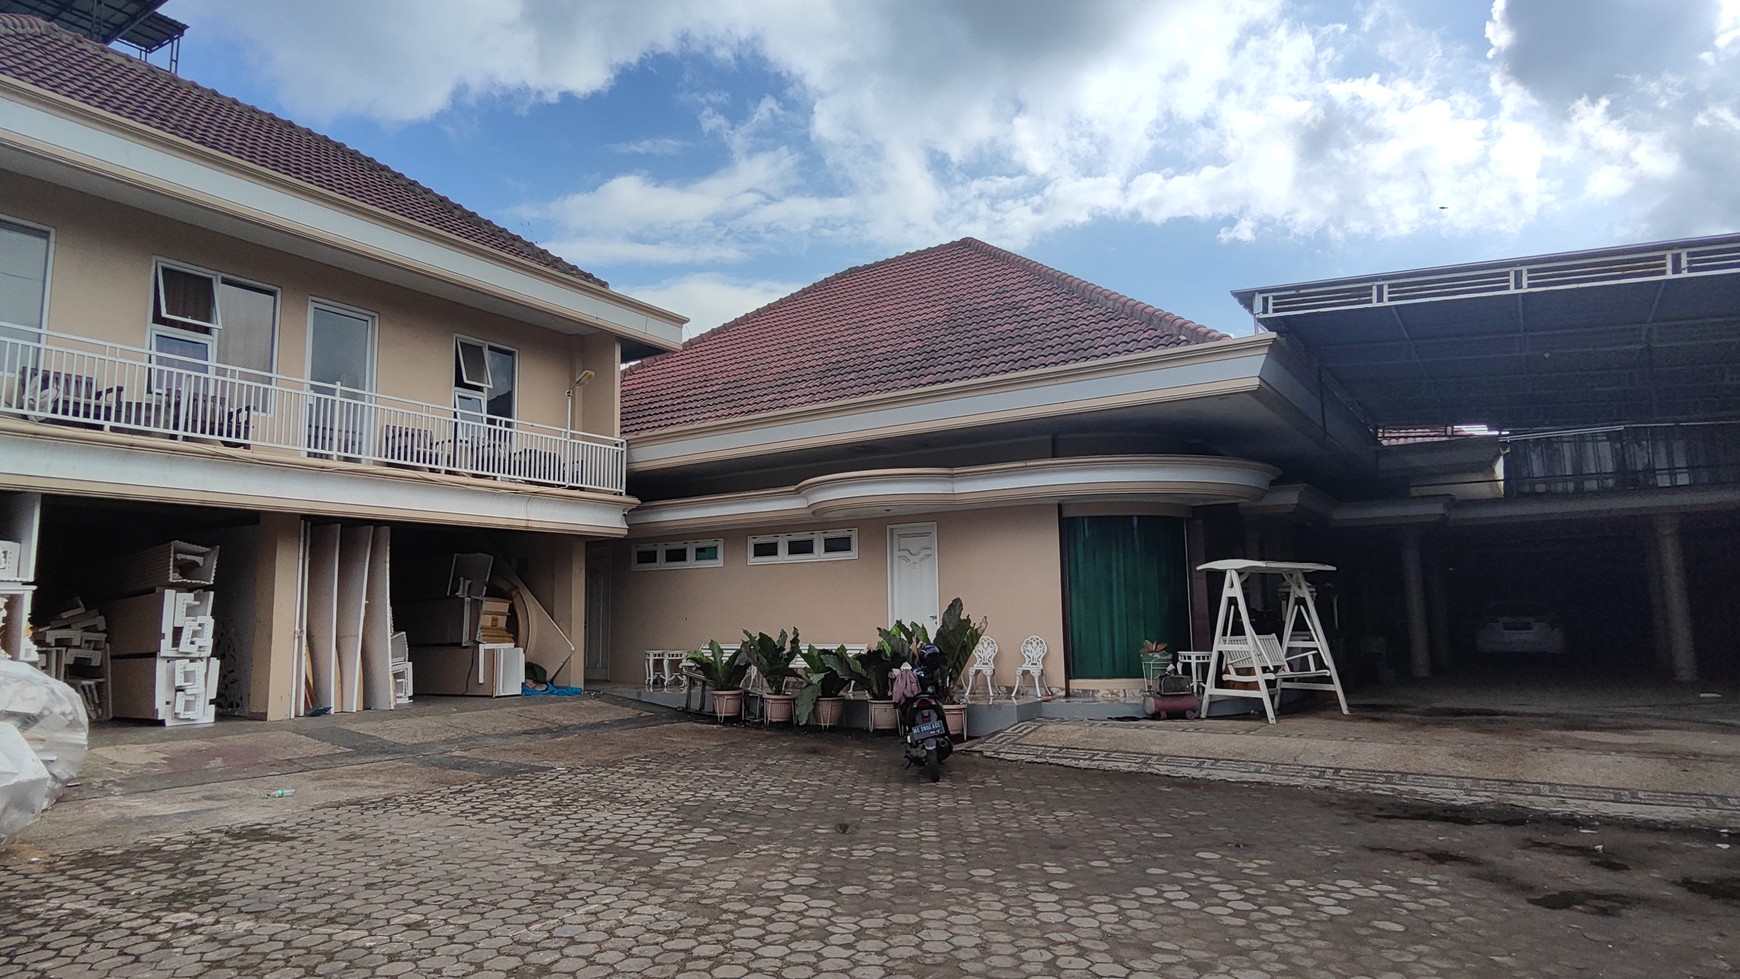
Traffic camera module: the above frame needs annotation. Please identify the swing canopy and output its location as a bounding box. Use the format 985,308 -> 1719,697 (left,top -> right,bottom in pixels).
1197,560 -> 1336,575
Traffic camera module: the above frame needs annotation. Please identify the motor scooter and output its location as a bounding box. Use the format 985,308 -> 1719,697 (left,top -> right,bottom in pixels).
892,644 -> 953,782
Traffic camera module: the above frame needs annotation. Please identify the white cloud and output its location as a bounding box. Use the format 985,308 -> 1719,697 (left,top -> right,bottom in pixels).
1485,0 -> 1740,235
171,0 -> 1740,273
617,272 -> 806,338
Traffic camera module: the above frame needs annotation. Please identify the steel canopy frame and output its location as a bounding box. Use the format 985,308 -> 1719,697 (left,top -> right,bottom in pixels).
1,0 -> 186,67
1231,234 -> 1740,431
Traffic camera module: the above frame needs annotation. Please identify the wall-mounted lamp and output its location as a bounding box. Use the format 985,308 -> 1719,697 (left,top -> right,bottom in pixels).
565,370 -> 598,434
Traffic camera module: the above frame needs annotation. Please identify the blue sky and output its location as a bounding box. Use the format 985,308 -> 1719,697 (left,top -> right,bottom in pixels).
157,0 -> 1740,338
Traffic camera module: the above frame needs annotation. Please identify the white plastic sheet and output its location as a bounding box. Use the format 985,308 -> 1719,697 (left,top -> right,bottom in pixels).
0,658 -> 89,804
0,722 -> 49,844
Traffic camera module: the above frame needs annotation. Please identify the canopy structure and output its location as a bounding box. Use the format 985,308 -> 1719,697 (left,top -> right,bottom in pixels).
1,0 -> 186,58
1197,560 -> 1348,724
1197,559 -> 1336,575
1232,234 -> 1740,431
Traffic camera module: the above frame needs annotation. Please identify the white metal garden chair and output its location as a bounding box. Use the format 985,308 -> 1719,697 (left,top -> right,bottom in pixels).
1014,636 -> 1047,700
963,635 -> 999,701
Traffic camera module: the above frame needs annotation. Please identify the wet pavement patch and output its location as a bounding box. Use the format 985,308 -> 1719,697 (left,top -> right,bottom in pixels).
1526,890 -> 1641,916
1677,876 -> 1740,903
1524,838 -> 1630,871
1367,845 -> 1482,865
1367,803 -> 1535,827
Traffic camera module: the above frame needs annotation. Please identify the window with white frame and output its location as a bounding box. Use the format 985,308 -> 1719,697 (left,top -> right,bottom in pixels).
148,260 -> 279,398
453,335 -> 516,421
0,217 -> 51,351
747,529 -> 858,564
632,539 -> 724,570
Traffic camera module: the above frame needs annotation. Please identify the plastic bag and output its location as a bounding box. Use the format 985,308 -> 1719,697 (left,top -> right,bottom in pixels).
0,659 -> 89,804
0,722 -> 50,844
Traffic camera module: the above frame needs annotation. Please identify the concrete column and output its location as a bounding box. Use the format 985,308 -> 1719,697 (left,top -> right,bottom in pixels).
1642,530 -> 1673,670
1243,521 -> 1265,610
1653,512 -> 1698,682
251,512 -> 304,721
1425,537 -> 1453,672
1401,527 -> 1432,678
550,537 -> 587,689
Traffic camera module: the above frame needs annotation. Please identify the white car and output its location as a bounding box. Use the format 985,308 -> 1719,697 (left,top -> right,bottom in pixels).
1475,603 -> 1566,656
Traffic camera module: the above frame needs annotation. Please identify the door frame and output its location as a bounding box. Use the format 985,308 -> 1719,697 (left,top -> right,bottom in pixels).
304,297 -> 378,458
886,522 -> 940,631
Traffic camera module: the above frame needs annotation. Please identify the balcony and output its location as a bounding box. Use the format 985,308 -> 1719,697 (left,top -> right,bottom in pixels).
0,330 -> 626,495
1504,423 -> 1740,497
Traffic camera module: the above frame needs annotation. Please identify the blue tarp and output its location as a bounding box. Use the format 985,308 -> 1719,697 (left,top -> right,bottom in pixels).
522,683 -> 584,697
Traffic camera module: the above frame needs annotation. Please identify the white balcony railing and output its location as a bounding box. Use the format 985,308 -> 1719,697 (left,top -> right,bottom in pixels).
0,329 -> 626,494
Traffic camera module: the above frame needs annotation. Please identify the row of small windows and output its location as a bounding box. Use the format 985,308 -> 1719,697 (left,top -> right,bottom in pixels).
632,529 -> 858,570
632,539 -> 723,570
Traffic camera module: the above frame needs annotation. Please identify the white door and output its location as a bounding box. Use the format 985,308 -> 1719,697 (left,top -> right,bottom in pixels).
306,301 -> 375,457
888,523 -> 940,633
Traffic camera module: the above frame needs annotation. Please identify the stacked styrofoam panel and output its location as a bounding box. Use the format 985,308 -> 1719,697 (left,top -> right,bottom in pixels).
109,656 -> 219,726
101,541 -> 219,597
38,603 -> 110,720
104,588 -> 219,726
104,590 -> 215,658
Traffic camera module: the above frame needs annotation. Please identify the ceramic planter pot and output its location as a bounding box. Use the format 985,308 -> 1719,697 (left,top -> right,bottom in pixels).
943,703 -> 967,739
711,688 -> 744,722
763,693 -> 796,724
867,699 -> 898,732
815,696 -> 846,729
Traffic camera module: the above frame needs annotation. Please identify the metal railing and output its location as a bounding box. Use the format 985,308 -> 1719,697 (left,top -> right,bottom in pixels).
0,329 -> 626,494
1503,423 -> 1740,496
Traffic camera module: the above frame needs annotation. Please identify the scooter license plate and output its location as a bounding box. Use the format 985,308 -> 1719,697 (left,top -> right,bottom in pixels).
909,718 -> 946,741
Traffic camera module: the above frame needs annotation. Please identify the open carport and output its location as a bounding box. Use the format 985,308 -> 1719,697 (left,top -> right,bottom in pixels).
1234,233 -> 1740,698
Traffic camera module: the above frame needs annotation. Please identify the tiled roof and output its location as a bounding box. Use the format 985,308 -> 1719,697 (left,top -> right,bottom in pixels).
621,238 -> 1226,435
0,14 -> 606,288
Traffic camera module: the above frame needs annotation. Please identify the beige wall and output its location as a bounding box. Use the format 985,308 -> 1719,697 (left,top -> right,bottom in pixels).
608,505 -> 1068,691
1,173 -> 616,435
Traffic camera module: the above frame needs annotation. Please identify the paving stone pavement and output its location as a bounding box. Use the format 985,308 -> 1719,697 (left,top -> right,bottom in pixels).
2,713 -> 1738,979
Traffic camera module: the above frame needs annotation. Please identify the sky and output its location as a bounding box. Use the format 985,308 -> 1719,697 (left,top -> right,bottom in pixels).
154,0 -> 1740,339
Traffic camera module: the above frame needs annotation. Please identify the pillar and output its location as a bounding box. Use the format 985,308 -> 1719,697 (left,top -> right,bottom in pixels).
251,512 -> 304,720
550,537 -> 587,689
1653,512 -> 1698,682
1401,527 -> 1432,678
1243,520 -> 1265,610
1425,537 -> 1453,672
1642,530 -> 1673,670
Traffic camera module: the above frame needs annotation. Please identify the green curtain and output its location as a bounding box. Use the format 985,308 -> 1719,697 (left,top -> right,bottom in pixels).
1064,515 -> 1190,679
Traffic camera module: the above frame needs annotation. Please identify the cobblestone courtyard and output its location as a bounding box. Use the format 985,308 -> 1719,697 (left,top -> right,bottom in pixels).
2,701 -> 1737,978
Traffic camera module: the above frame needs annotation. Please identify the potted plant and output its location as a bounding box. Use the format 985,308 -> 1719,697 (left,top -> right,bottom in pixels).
741,628 -> 801,724
856,625 -> 921,732
686,640 -> 750,722
795,644 -> 855,728
931,597 -> 986,738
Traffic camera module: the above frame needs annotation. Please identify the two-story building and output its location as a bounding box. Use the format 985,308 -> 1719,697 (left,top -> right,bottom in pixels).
0,14 -> 684,719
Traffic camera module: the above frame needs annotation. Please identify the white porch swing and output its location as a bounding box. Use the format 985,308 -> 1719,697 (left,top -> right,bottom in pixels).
1198,560 -> 1350,723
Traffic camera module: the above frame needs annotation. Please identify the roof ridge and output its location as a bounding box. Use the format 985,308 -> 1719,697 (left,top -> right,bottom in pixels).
623,239 -> 968,376
0,13 -> 53,33
955,237 -> 1226,343
0,13 -> 607,289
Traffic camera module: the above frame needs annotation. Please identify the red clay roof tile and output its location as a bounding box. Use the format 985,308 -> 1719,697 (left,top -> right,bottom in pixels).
0,13 -> 606,288
621,238 -> 1226,435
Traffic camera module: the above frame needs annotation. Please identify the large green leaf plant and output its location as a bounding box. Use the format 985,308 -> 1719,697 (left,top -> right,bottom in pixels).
794,644 -> 857,725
